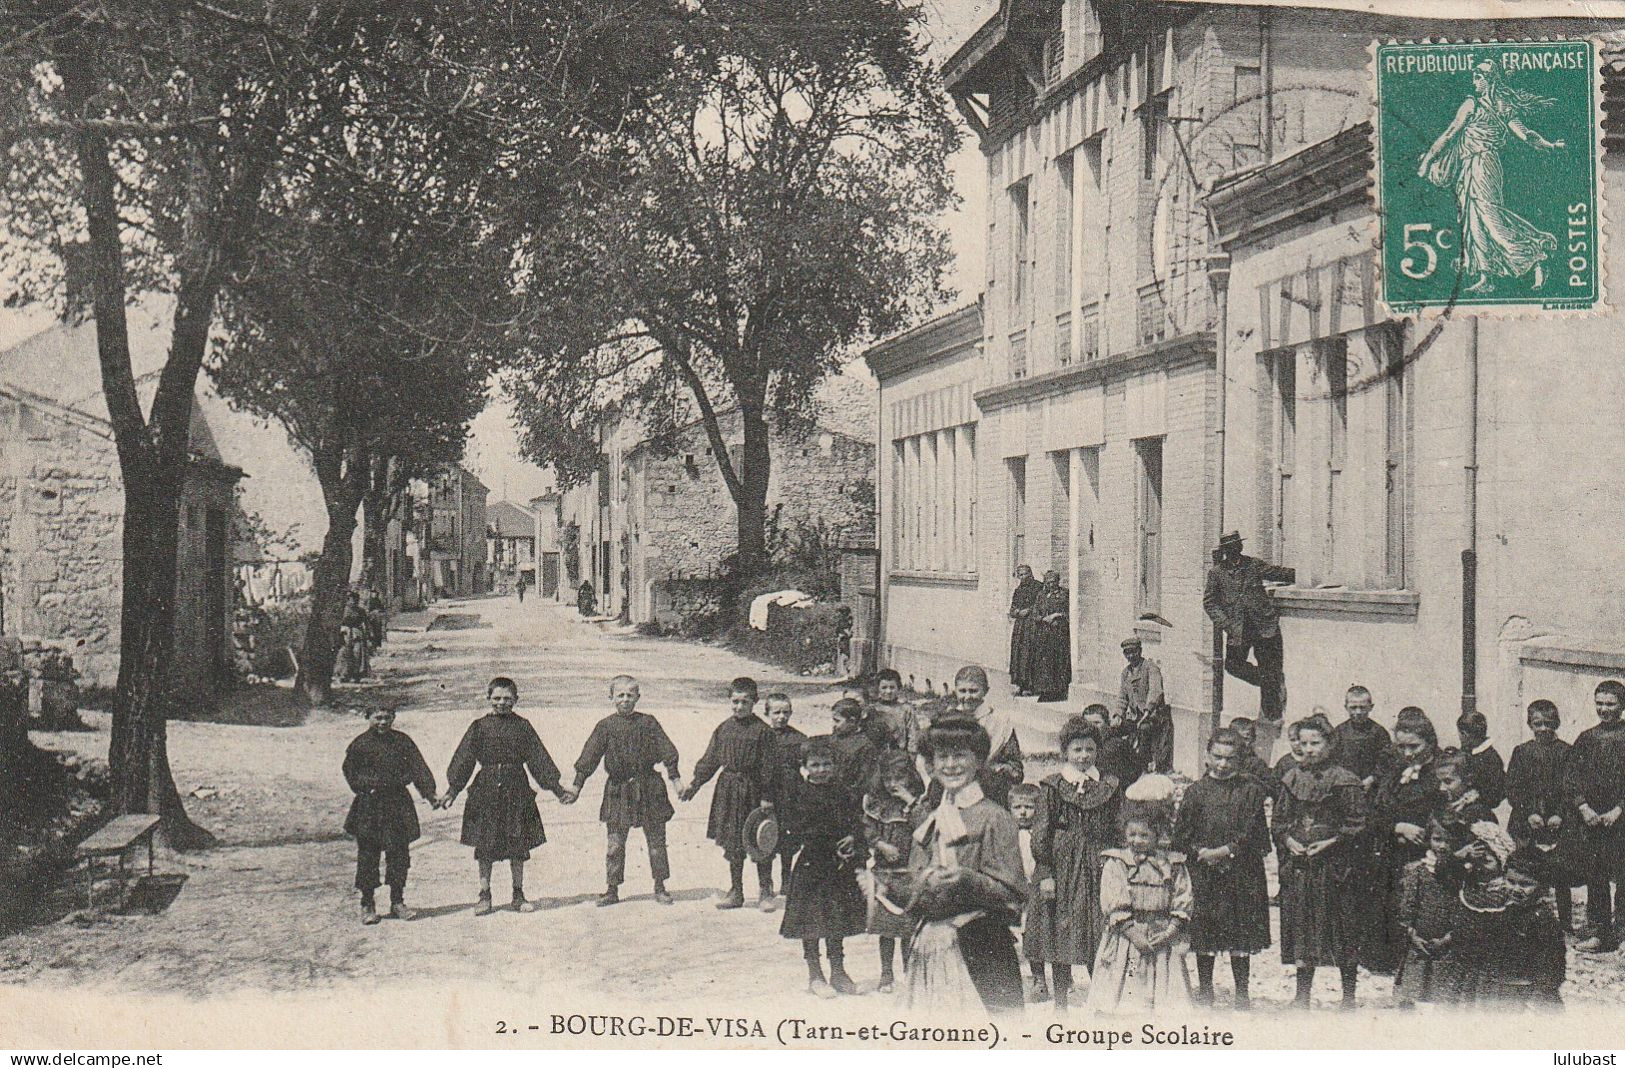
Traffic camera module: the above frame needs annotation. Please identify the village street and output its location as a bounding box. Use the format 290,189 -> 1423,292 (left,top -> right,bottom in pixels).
2,597 -> 1622,1042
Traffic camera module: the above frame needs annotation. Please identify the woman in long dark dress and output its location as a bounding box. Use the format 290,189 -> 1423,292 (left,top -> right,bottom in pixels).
1027,570 -> 1071,702
442,676 -> 573,914
1007,566 -> 1040,696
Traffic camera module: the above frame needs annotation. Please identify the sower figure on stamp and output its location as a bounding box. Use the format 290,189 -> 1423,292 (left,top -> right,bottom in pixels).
1203,531 -> 1294,725
343,706 -> 439,925
569,675 -> 681,908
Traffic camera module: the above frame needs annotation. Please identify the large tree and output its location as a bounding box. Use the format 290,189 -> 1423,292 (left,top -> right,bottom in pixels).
0,0 -> 672,844
506,0 -> 959,577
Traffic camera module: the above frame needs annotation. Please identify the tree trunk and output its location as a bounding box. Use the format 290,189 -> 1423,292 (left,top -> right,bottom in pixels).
734,398 -> 773,578
299,448 -> 367,706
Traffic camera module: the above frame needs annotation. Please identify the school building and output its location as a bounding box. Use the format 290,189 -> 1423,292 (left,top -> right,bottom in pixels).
870,1 -> 1625,764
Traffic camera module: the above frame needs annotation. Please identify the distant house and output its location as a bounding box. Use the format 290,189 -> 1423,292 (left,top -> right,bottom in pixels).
556,377 -> 877,624
529,491 -> 562,599
424,464 -> 488,598
0,303 -> 329,695
486,500 -> 536,593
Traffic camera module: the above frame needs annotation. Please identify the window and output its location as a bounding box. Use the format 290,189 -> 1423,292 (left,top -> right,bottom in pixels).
891,424 -> 977,576
1050,450 -> 1071,572
1044,26 -> 1066,88
1260,323 -> 1410,590
1009,180 -> 1032,318
1008,456 -> 1028,575
1135,437 -> 1163,613
1142,94 -> 1169,183
1055,151 -> 1076,368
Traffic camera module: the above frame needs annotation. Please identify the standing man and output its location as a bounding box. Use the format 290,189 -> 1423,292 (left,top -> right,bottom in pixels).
1203,531 -> 1295,722
569,675 -> 682,907
1119,636 -> 1173,774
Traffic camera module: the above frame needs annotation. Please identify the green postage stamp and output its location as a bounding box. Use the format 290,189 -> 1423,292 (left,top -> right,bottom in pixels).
1374,39 -> 1603,314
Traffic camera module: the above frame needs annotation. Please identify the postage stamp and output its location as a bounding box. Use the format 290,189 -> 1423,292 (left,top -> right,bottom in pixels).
1374,38 -> 1604,314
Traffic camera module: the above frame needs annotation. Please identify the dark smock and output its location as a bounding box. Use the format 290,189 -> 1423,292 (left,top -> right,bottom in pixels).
447,712 -> 563,862
1465,745 -> 1508,811
1007,576 -> 1041,691
1173,773 -> 1272,955
1027,584 -> 1072,697
830,730 -> 881,795
1507,736 -> 1576,881
691,714 -> 772,858
343,728 -> 437,844
764,723 -> 808,807
778,777 -> 867,940
573,712 -> 679,829
1274,762 -> 1367,968
1332,717 -> 1392,785
1030,772 -> 1120,965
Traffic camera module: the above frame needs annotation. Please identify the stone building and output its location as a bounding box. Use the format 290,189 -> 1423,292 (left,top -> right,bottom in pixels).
557,378 -> 877,624
1203,18 -> 1625,750
892,2 -> 1625,766
486,500 -> 537,594
425,464 -> 489,598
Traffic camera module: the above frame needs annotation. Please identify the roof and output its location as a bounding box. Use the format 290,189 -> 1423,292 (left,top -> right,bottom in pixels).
864,302 -> 983,381
487,500 -> 536,539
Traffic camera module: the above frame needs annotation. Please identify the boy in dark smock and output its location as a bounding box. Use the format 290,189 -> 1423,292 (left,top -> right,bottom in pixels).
1332,685 -> 1391,791
682,676 -> 774,909
1506,699 -> 1575,929
570,675 -> 681,907
1564,679 -> 1625,952
443,677 -> 571,914
761,693 -> 808,907
1457,710 -> 1508,811
343,706 -> 439,925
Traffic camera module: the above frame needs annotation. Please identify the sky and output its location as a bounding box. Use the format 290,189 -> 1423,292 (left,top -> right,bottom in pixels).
0,3 -> 995,509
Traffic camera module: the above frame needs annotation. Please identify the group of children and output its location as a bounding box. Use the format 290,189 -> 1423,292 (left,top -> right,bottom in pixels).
340,664 -> 1625,1015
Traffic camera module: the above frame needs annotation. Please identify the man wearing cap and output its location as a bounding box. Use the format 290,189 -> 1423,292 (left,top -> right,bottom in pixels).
1203,532 -> 1295,721
1119,636 -> 1174,774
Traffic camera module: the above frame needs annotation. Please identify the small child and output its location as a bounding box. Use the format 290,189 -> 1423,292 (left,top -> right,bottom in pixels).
867,669 -> 911,751
568,675 -> 681,908
779,736 -> 868,997
1506,699 -> 1575,930
830,697 -> 882,795
762,692 -> 808,909
1226,717 -> 1276,793
342,707 -> 439,925
442,677 -> 570,915
864,750 -> 927,993
1009,782 -> 1051,1003
1435,747 -> 1498,833
1393,817 -> 1466,1009
1457,711 -> 1508,811
1173,727 -> 1271,1010
1088,775 -> 1195,1014
681,676 -> 774,909
1032,714 -> 1122,1012
1273,720 -> 1305,787
1274,716 -> 1368,1009
1440,824 -> 1566,1008
903,716 -> 1027,1015
1087,702 -> 1141,788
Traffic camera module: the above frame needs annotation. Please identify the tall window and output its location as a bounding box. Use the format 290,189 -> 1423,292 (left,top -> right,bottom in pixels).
1008,456 -> 1028,575
891,424 -> 977,576
1261,323 -> 1411,590
1135,437 -> 1164,613
1055,152 -> 1076,368
1009,180 -> 1032,318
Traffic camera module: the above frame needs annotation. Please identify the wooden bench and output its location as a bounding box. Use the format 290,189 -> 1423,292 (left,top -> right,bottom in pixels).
76,814 -> 161,908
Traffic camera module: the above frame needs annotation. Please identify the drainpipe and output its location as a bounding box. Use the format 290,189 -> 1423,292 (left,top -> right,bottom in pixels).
1461,318 -> 1480,717
1206,251 -> 1232,738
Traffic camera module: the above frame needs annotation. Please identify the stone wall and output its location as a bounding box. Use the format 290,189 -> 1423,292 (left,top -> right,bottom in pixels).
1,395 -> 123,687
625,409 -> 875,623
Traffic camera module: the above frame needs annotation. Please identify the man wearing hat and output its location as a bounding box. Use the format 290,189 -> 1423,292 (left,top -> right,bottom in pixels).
1119,636 -> 1173,774
1203,532 -> 1295,721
